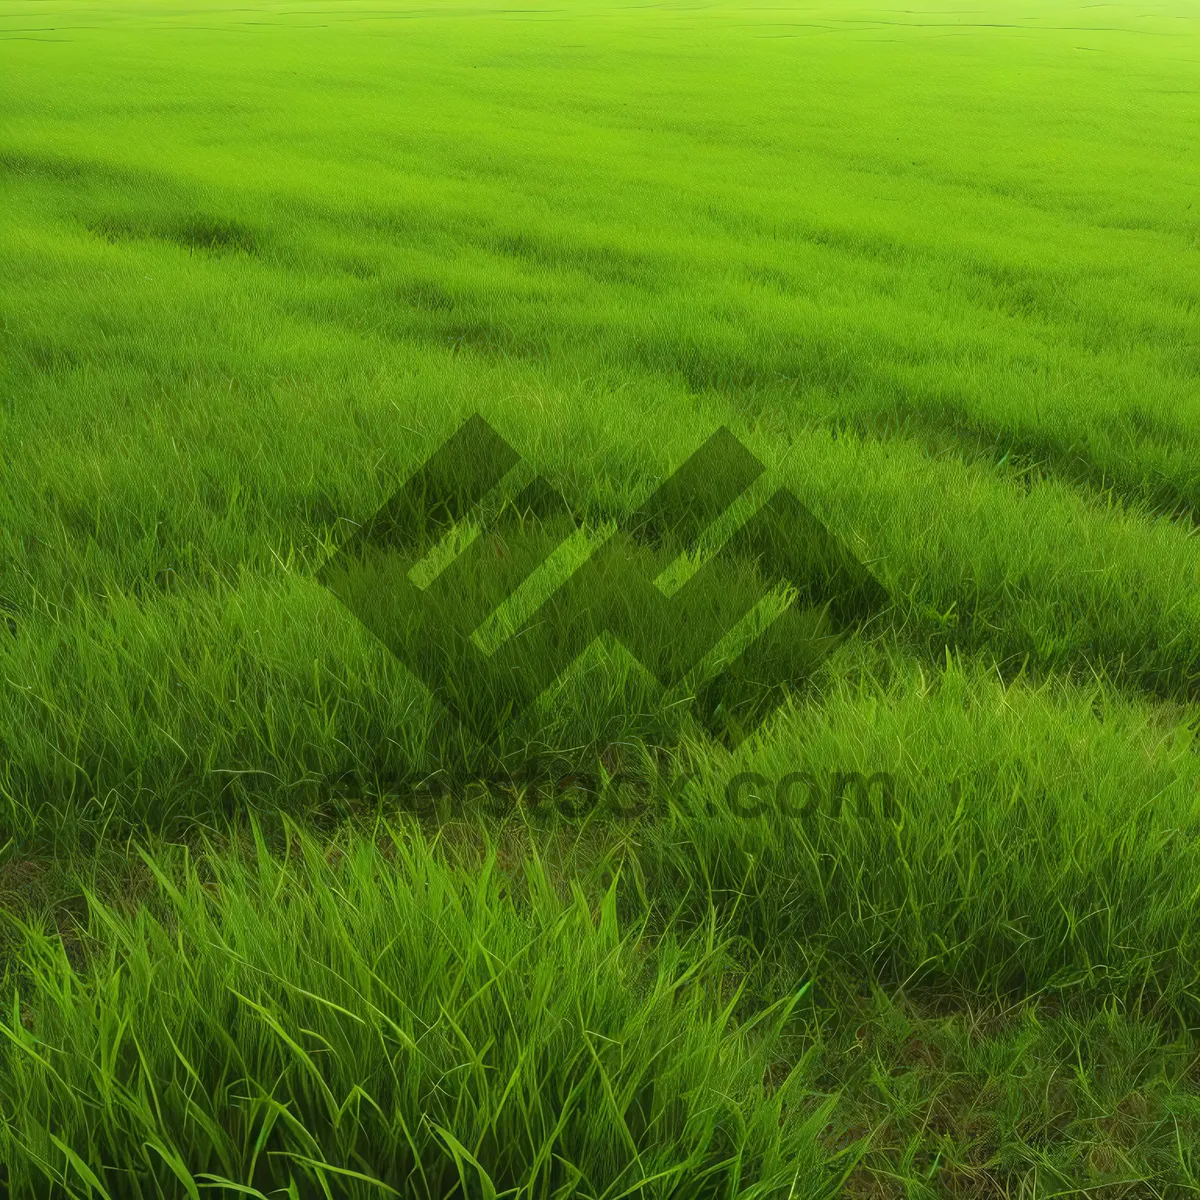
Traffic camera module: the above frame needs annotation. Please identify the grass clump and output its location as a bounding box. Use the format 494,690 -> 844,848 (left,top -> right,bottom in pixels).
0,814 -> 842,1199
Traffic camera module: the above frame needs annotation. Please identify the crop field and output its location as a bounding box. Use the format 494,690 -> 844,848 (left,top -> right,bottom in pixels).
1,0 -> 1199,1193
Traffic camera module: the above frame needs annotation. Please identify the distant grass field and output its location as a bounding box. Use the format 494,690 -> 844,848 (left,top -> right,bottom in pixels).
2,0 -> 1199,1193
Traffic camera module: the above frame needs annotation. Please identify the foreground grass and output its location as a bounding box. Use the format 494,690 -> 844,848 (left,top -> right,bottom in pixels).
5,808 -> 1200,1197
4,658 -> 1200,1193
2,0 -> 1199,1192
0,813 -> 839,1199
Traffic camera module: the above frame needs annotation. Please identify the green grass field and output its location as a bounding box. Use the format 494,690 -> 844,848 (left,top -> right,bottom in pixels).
2,0 -> 1200,1193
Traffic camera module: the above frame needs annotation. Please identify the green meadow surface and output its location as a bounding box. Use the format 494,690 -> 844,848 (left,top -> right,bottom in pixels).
2,0 -> 1200,1193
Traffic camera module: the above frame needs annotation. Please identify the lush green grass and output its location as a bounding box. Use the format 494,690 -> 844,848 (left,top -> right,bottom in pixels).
2,0 -> 1199,1192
